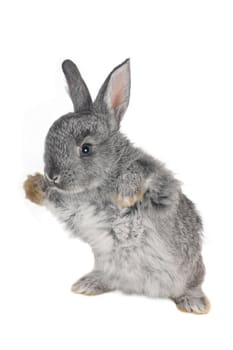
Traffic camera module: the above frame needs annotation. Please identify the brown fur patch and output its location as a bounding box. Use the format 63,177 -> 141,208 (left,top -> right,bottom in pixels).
115,191 -> 144,207
23,173 -> 45,205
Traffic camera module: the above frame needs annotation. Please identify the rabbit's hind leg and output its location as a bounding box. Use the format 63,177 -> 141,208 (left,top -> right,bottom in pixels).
71,270 -> 113,296
173,286 -> 211,314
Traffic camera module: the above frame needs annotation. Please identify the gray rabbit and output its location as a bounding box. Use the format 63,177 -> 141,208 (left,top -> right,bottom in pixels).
24,59 -> 210,314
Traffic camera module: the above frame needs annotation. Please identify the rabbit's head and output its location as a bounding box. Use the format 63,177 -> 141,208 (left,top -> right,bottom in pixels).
44,59 -> 130,192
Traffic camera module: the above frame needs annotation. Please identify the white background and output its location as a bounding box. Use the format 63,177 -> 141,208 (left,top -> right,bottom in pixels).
0,0 -> 233,349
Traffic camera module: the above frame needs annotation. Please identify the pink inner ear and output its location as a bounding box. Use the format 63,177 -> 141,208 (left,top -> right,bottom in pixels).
110,69 -> 126,110
112,91 -> 122,109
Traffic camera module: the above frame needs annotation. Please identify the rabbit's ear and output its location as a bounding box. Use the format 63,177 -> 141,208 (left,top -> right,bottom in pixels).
94,59 -> 130,130
62,59 -> 92,113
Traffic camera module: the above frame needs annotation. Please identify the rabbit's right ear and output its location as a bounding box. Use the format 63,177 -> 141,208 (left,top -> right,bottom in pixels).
62,60 -> 92,113
94,59 -> 131,131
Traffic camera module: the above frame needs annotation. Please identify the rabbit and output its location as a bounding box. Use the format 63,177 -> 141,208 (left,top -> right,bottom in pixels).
24,58 -> 210,314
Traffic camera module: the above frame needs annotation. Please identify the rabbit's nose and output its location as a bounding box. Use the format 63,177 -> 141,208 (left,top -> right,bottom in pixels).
45,173 -> 61,184
52,175 -> 60,184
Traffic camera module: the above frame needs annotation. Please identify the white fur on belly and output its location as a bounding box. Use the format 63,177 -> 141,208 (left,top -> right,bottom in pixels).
45,199 -> 113,254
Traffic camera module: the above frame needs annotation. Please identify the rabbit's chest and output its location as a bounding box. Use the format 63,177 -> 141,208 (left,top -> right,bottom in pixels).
59,197 -> 145,252
58,201 -> 112,250
111,206 -> 145,246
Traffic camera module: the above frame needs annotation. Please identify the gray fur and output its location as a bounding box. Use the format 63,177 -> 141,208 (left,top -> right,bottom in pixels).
62,60 -> 92,113
42,59 -> 209,312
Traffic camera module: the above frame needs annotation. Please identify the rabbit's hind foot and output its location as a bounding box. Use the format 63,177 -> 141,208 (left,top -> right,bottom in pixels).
71,270 -> 113,296
174,288 -> 211,315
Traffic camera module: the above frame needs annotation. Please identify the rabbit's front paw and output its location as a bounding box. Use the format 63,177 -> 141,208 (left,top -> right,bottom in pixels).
23,173 -> 45,205
115,191 -> 144,207
115,172 -> 145,207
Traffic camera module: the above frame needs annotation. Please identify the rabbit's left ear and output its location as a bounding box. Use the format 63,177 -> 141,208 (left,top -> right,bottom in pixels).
62,59 -> 92,113
94,59 -> 130,130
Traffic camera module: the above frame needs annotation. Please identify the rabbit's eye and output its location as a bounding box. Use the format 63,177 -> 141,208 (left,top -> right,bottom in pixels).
80,143 -> 92,157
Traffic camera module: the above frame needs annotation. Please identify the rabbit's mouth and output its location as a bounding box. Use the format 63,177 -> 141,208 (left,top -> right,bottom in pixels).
51,180 -> 102,195
44,174 -> 64,192
44,171 -> 103,195
48,185 -> 90,195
